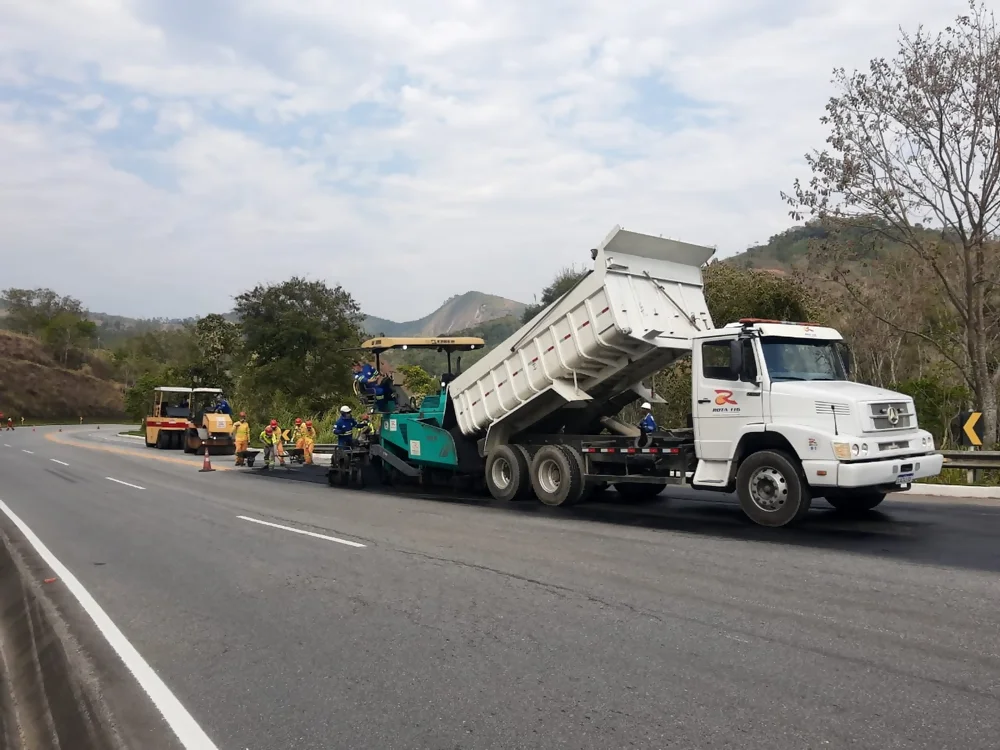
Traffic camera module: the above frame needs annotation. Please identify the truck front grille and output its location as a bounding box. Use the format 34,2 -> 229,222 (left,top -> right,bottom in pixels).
869,401 -> 912,430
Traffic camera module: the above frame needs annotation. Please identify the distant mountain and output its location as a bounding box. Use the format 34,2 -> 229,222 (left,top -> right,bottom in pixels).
364,291 -> 526,337
2,289 -> 527,342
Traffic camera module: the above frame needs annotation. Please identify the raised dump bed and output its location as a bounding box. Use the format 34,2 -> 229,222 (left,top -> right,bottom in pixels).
448,225 -> 716,451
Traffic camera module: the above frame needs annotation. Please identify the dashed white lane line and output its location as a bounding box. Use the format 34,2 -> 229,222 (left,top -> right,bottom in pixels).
106,477 -> 146,490
237,515 -> 366,548
3,444 -> 10,448
22,449 -> 33,454
50,459 -> 69,467
0,499 -> 220,750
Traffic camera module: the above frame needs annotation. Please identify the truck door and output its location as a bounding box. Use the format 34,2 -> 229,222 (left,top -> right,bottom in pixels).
694,337 -> 765,460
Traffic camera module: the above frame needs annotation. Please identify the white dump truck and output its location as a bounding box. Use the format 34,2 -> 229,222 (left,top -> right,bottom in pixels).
443,225 -> 943,526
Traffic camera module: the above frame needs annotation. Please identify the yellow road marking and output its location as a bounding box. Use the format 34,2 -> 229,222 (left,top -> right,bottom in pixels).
44,432 -> 234,471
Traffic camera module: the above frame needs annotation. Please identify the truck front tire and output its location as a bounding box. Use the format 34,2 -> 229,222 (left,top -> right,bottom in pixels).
736,450 -> 812,527
486,445 -> 532,502
824,491 -> 886,513
530,445 -> 584,507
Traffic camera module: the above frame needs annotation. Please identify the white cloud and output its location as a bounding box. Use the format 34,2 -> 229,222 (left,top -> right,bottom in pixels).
0,0 -> 972,321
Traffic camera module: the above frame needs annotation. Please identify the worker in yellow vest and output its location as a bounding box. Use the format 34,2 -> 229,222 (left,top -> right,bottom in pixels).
233,413 -> 251,465
260,425 -> 279,469
303,419 -> 317,465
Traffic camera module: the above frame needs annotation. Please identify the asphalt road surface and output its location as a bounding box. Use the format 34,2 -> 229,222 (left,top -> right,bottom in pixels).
1,425 -> 998,749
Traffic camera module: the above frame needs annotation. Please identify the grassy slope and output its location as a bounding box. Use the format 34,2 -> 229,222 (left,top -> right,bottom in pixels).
0,331 -> 125,419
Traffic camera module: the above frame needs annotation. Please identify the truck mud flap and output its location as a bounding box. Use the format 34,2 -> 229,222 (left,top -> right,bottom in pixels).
370,444 -> 421,477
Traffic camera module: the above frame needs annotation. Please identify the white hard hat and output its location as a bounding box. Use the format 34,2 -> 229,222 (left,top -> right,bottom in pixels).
641,402 -> 652,410
340,405 -> 352,413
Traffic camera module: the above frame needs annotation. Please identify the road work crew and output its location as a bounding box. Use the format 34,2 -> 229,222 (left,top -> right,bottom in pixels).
234,413 -> 251,466
334,406 -> 357,447
638,402 -> 657,433
6,417 -> 13,431
303,420 -> 317,465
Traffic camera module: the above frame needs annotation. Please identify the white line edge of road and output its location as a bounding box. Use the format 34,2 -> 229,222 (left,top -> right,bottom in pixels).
237,515 -> 366,548
0,499 -> 220,750
22,449 -> 33,454
106,477 -> 146,491
50,459 -> 69,467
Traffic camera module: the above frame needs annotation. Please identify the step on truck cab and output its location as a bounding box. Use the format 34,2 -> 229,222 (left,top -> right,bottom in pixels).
690,319 -> 943,525
447,225 -> 943,527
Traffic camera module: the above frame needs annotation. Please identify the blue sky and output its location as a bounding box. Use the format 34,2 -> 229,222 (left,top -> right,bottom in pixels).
0,0 -> 968,321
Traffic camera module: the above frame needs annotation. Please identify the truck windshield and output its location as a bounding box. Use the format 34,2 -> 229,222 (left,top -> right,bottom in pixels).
760,337 -> 846,381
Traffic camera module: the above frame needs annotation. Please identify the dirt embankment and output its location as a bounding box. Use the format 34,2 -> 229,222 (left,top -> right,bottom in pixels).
0,332 -> 125,420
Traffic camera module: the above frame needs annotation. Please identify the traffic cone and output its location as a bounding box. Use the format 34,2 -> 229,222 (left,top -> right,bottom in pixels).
199,444 -> 215,473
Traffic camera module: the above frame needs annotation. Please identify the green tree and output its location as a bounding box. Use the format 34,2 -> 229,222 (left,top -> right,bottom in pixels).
234,278 -> 365,413
396,365 -> 438,399
702,263 -> 821,326
186,314 -> 241,392
521,266 -> 588,323
1,288 -> 85,335
784,1 -> 1000,441
41,312 -> 97,368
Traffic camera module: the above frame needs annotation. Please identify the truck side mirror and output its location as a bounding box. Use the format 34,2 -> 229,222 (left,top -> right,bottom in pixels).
728,339 -> 744,380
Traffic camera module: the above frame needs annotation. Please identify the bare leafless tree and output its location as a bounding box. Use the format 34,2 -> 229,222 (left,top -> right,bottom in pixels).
784,0 -> 1000,441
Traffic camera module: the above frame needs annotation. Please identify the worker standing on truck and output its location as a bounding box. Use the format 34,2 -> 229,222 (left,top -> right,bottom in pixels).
334,406 -> 357,447
303,420 -> 317,465
260,425 -> 277,469
638,402 -> 657,433
234,413 -> 251,466
216,395 -> 233,415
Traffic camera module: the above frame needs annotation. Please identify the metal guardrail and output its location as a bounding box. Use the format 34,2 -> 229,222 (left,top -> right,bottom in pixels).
939,449 -> 1000,470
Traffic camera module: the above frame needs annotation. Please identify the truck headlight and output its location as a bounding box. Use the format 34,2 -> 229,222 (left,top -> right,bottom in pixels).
833,442 -> 852,460
860,443 -> 869,456
851,443 -> 860,457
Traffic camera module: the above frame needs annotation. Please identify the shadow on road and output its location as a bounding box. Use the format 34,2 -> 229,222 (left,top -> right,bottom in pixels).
234,464 -> 1000,575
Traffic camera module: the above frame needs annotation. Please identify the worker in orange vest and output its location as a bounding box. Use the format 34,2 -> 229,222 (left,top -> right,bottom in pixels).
269,419 -> 286,466
293,417 -> 305,453
303,419 -> 317,465
233,413 -> 251,466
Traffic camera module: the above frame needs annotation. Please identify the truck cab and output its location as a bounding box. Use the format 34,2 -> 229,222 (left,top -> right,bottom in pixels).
690,318 -> 943,524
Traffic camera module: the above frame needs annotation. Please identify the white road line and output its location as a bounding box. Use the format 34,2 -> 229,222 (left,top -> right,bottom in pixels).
0,499 -> 220,750
237,515 -> 366,548
3,444 -> 10,448
22,450 -> 33,454
50,459 -> 69,467
106,477 -> 146,490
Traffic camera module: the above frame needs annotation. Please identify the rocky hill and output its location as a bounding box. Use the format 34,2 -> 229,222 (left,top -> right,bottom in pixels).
364,291 -> 526,337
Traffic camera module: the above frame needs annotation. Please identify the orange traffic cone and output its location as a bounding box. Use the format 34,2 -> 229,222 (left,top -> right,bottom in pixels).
199,444 -> 215,473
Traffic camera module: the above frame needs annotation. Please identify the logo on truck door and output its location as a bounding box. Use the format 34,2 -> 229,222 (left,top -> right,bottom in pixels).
712,389 -> 740,414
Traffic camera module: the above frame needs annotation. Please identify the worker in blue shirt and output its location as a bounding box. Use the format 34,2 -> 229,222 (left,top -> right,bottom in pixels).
334,405 -> 358,446
638,402 -> 657,433
216,395 -> 233,415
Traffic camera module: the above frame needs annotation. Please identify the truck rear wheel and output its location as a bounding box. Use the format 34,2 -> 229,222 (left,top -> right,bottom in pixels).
529,445 -> 584,507
736,450 -> 812,527
485,445 -> 531,502
824,491 -> 886,513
